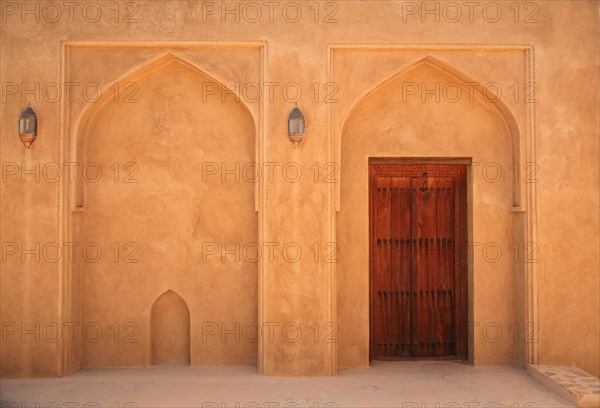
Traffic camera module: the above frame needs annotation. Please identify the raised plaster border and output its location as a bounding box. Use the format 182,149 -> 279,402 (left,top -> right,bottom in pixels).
56,40 -> 271,376
325,42 -> 539,367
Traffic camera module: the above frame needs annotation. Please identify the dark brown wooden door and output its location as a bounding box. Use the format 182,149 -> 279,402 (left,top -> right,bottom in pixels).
369,161 -> 468,360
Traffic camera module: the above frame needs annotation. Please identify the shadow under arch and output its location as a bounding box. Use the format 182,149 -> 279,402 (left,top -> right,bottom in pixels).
73,52 -> 257,208
340,55 -> 522,206
150,290 -> 191,365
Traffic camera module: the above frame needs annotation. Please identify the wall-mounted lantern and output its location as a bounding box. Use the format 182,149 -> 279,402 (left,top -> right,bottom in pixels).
288,107 -> 305,148
19,105 -> 38,149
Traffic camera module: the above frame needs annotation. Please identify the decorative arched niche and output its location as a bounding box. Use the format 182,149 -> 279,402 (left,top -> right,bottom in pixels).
71,53 -> 259,369
336,55 -> 525,368
151,290 -> 191,365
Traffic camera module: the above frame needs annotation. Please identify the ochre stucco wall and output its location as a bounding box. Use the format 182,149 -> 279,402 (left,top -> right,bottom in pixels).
0,1 -> 598,378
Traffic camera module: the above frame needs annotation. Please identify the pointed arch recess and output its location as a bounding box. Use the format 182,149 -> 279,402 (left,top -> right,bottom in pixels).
58,42 -> 267,377
150,290 -> 191,365
338,55 -> 522,208
331,47 -> 536,370
73,53 -> 257,208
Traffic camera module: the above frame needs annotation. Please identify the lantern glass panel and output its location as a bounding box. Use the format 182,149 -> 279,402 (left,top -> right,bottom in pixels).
19,117 -> 36,135
289,118 -> 296,135
288,117 -> 304,135
26,118 -> 36,134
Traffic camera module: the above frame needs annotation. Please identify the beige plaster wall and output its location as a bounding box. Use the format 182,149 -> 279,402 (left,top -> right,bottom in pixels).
0,0 -> 598,378
535,5 -> 600,377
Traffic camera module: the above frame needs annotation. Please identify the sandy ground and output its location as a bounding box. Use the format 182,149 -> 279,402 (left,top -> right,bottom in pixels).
0,361 -> 573,408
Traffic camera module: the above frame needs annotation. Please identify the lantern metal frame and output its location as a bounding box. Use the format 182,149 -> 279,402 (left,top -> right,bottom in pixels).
288,107 -> 305,148
19,105 -> 38,149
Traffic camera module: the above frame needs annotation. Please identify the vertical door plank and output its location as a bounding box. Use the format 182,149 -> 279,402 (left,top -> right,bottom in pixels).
435,176 -> 456,357
391,177 -> 412,356
455,168 -> 468,360
414,172 -> 437,357
373,176 -> 392,357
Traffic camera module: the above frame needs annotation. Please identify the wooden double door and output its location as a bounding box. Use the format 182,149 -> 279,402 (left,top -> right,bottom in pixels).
369,161 -> 468,360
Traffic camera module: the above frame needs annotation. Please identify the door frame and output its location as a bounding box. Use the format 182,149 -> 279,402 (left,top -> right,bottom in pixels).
368,157 -> 471,361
